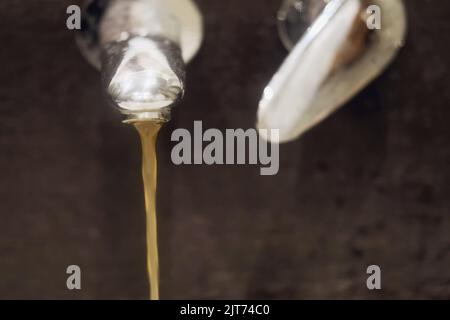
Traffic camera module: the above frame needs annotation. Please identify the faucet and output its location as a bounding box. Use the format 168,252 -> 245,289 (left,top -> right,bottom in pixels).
257,0 -> 407,143
76,0 -> 203,122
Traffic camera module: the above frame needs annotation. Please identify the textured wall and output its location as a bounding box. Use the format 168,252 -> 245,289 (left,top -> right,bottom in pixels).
0,0 -> 449,299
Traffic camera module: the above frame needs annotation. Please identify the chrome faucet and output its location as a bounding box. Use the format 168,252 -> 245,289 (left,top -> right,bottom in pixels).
76,0 -> 203,122
257,0 -> 407,143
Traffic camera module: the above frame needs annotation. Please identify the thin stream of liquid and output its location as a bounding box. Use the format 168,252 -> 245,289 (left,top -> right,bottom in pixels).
133,121 -> 162,300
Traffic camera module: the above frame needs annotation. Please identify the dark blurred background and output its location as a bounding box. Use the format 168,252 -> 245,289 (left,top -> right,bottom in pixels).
0,0 -> 449,299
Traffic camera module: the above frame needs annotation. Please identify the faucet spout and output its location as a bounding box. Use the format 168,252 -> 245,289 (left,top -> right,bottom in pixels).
257,0 -> 407,143
76,0 -> 203,122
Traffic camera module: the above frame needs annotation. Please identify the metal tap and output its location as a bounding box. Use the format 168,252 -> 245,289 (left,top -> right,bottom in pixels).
77,0 -> 203,122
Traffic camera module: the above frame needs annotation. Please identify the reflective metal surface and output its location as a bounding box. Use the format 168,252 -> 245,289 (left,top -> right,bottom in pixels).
258,0 -> 407,143
76,0 -> 203,121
